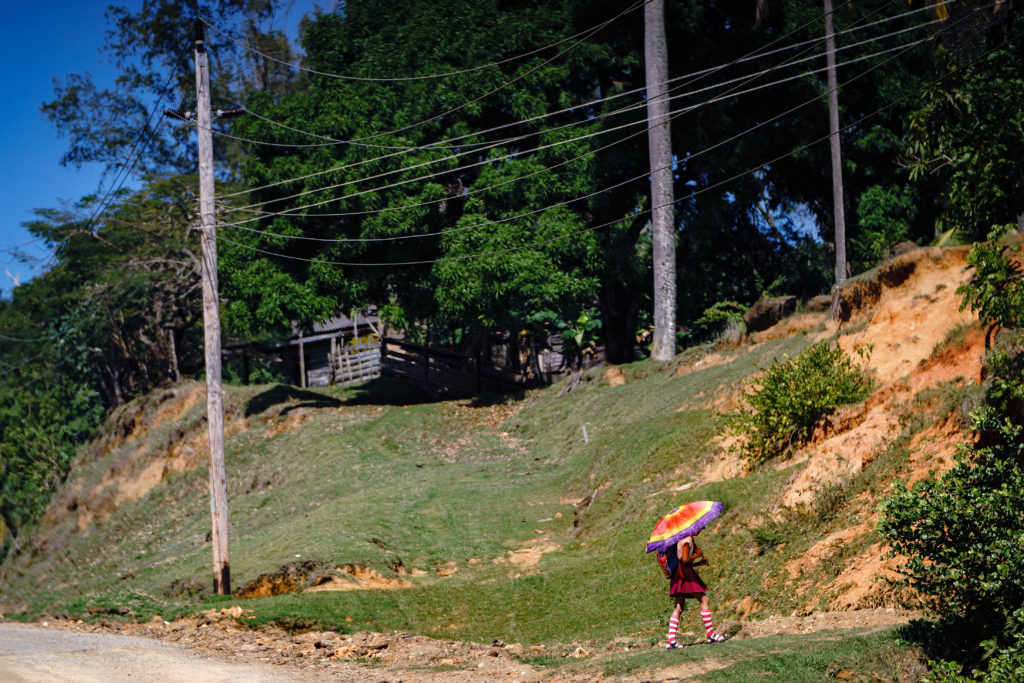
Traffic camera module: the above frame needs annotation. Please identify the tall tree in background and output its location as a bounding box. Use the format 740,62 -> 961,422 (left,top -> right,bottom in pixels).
645,0 -> 677,360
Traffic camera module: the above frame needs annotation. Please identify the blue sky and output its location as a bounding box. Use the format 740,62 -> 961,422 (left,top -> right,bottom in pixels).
0,1 -> 317,297
0,2 -> 136,295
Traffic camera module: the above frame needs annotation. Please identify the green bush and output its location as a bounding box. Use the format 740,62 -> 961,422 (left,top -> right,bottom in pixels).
883,231 -> 1024,679
880,411 -> 1024,627
725,340 -> 873,464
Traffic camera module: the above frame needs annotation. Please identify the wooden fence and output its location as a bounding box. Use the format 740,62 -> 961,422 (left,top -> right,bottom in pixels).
380,337 -> 527,394
328,339 -> 381,386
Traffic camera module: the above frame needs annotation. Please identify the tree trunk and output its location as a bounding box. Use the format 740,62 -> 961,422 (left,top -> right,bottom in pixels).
645,0 -> 677,360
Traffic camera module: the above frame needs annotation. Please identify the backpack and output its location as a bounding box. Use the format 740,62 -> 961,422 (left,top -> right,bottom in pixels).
656,544 -> 679,579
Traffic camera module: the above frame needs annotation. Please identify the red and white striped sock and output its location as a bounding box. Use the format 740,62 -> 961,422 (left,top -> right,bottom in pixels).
666,615 -> 679,645
700,609 -> 721,640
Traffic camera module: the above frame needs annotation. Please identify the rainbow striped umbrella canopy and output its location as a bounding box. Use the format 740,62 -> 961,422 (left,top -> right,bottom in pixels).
646,500 -> 724,553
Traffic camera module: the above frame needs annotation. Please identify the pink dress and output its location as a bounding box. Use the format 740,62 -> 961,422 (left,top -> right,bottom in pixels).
669,561 -> 707,595
668,538 -> 707,595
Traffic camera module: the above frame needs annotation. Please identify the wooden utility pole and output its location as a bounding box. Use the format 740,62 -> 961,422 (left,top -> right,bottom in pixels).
194,21 -> 230,595
645,0 -> 677,361
824,0 -> 848,285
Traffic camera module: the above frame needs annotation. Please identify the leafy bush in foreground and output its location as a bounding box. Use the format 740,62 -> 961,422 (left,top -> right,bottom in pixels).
725,340 -> 873,464
883,232 -> 1024,681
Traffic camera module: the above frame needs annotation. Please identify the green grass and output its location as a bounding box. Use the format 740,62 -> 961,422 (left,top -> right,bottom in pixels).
0,334 -> 939,677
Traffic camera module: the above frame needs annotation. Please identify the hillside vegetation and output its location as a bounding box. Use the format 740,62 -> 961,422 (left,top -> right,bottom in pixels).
0,246 -> 989,680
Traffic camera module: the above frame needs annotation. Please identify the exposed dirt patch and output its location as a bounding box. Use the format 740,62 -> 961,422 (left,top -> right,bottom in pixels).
494,541 -> 560,572
305,564 -> 413,592
781,397 -> 902,508
606,367 -> 625,386
826,543 -> 914,611
673,352 -> 737,378
263,408 -> 311,438
748,312 -> 828,343
736,608 -> 924,639
836,248 -> 974,385
235,561 -> 326,599
906,417 -> 965,487
785,524 -> 873,581
650,657 -> 731,680
75,414 -> 248,527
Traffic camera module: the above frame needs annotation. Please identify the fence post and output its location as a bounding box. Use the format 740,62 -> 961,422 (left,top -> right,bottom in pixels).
423,344 -> 430,384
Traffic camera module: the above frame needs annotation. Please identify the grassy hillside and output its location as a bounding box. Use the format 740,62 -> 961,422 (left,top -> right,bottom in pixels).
0,247 -> 985,679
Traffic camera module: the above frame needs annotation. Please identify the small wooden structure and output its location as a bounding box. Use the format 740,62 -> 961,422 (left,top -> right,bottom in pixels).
285,312 -> 381,388
222,312 -> 382,388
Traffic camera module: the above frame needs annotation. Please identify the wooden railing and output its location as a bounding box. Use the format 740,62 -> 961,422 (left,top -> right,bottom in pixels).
327,340 -> 381,387
380,337 -> 526,394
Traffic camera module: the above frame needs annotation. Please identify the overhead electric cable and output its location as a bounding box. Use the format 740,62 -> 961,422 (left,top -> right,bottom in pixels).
216,26 -> 937,247
217,31 -> 935,226
81,58 -> 182,234
224,1 -> 941,151
215,2 -> 990,266
200,0 -> 649,83
216,33 -> 993,269
0,332 -> 61,343
216,0 -> 916,199
205,10 -> 942,159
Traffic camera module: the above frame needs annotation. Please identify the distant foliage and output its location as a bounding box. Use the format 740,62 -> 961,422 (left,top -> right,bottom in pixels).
726,341 -> 873,464
682,301 -> 747,345
853,184 -> 916,271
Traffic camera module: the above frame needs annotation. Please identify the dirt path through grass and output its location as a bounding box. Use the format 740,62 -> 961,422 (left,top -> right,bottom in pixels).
21,607 -> 923,681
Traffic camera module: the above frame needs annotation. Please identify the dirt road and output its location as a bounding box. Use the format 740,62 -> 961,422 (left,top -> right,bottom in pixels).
0,622 -> 305,682
0,608 -> 923,682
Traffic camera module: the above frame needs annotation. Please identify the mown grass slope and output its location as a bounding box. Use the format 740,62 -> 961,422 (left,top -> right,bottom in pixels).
1,275 -> 979,678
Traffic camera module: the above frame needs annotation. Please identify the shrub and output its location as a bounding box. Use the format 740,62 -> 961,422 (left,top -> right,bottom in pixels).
883,230 -> 1024,681
881,411 -> 1024,677
725,340 -> 873,464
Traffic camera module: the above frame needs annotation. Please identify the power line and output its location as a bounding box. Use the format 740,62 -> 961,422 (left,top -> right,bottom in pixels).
210,48 -> 955,269
220,1 -> 941,152
0,332 -> 60,343
200,0 -> 649,83
217,26 -> 981,269
214,1 -> 933,217
80,57 -> 183,235
215,0 -> 919,200
216,33 -> 932,247
205,11 -> 941,160
216,32 -> 935,227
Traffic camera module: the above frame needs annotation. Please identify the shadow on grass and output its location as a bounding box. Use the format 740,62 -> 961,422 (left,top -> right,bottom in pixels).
897,617 -> 984,673
244,385 -> 343,417
344,376 -> 526,407
245,377 -> 530,415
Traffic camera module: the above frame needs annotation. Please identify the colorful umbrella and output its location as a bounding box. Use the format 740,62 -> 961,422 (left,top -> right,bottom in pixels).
646,500 -> 724,553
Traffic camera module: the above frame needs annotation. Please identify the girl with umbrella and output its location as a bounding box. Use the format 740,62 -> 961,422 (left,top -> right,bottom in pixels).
649,501 -> 731,647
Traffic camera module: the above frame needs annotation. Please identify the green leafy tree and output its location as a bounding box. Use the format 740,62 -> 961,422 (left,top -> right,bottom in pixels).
41,0 -> 304,177
905,10 -> 1024,241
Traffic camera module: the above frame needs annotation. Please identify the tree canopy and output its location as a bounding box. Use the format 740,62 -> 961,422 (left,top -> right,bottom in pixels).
1,0 -> 1023,551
